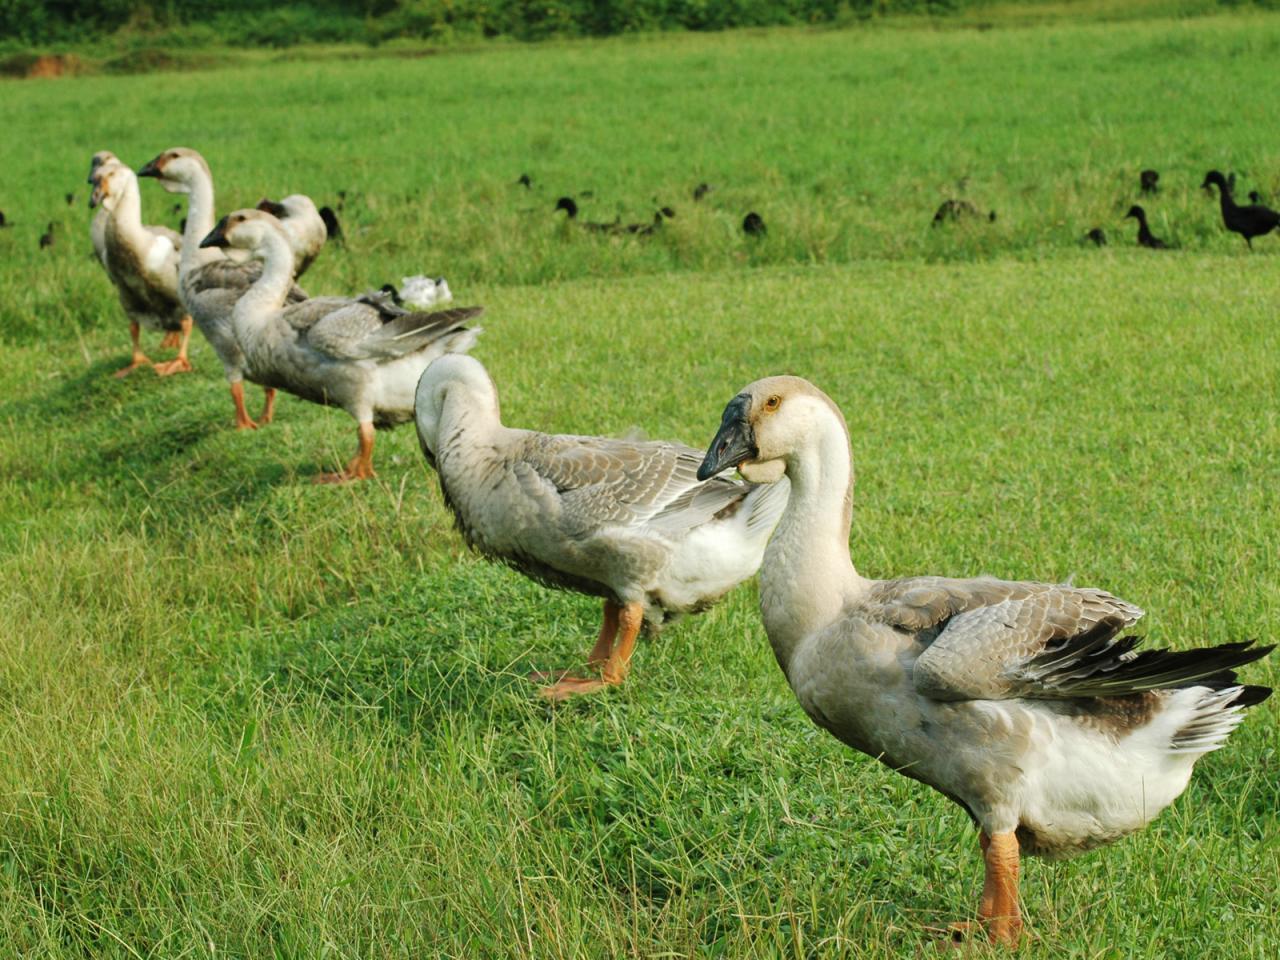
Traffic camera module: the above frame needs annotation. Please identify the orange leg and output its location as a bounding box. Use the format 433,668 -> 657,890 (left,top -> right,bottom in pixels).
113,321 -> 152,378
529,600 -> 619,683
230,381 -> 258,430
314,421 -> 376,484
260,388 -> 277,425
949,831 -> 1022,946
540,601 -> 643,700
154,315 -> 193,376
159,331 -> 181,349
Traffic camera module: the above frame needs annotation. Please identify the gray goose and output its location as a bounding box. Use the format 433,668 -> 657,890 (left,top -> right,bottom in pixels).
90,163 -> 192,377
138,148 -> 309,429
200,209 -> 481,482
698,376 -> 1272,946
255,194 -> 327,277
414,354 -> 789,700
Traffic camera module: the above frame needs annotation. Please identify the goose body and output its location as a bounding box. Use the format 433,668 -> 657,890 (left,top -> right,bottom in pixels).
1124,204 -> 1167,249
414,354 -> 789,698
698,377 -> 1272,945
90,162 -> 193,377
138,147 -> 309,428
256,194 -> 327,276
201,209 -> 481,481
1202,170 -> 1280,248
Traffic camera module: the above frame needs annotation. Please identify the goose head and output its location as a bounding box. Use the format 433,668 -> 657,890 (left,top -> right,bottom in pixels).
89,162 -> 135,212
87,150 -> 118,185
698,376 -> 840,483
198,207 -> 287,258
1201,170 -> 1228,194
137,147 -> 211,195
257,194 -> 319,221
554,196 -> 579,218
414,354 -> 501,466
1124,205 -> 1145,221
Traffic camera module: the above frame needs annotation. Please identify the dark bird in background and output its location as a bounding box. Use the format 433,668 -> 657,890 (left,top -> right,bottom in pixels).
319,206 -> 344,245
693,182 -> 712,202
743,211 -> 766,237
39,222 -> 55,249
554,196 -> 621,233
1139,169 -> 1159,195
516,173 -> 532,189
1202,170 -> 1280,249
64,192 -> 75,206
0,210 -> 9,228
1125,205 -> 1168,249
931,199 -> 997,227
1084,227 -> 1107,247
1249,190 -> 1264,205
335,190 -> 347,212
172,203 -> 183,217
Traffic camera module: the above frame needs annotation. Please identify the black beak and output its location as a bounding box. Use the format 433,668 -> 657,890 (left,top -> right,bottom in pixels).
200,215 -> 231,249
697,394 -> 755,481
136,157 -> 162,179
256,198 -> 287,218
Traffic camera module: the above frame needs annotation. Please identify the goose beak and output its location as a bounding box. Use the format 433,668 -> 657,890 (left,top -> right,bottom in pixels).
698,394 -> 756,481
199,216 -> 230,249
256,198 -> 287,218
136,157 -> 162,179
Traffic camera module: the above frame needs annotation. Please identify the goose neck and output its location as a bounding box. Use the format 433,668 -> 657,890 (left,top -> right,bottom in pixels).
180,170 -> 220,275
233,233 -> 294,332
759,410 -> 868,672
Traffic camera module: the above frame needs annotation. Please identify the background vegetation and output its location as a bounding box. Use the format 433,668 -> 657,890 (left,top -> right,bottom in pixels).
3,0 -> 1279,50
1,6 -> 1278,958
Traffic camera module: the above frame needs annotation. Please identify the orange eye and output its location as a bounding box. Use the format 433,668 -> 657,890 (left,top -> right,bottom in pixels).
764,395 -> 781,411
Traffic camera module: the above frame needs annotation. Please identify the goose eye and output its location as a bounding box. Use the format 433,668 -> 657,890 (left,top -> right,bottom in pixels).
764,395 -> 781,411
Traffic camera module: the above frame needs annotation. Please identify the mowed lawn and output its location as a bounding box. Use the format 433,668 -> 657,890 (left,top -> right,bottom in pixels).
2,10 -> 1279,959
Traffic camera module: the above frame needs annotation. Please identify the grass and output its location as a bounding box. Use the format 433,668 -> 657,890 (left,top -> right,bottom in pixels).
1,8 -> 1279,958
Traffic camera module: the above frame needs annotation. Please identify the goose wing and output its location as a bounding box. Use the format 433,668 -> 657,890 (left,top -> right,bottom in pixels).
296,301 -> 482,361
187,259 -> 308,304
871,577 -> 1141,700
891,577 -> 1271,702
518,435 -> 754,536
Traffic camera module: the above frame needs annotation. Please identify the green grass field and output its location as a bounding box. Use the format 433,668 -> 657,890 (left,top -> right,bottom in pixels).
2,8 -> 1279,958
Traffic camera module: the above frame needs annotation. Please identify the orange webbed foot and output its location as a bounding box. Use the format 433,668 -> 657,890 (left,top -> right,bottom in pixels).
153,356 -> 193,377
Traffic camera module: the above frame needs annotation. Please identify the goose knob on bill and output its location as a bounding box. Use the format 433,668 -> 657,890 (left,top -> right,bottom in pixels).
697,376 -> 1273,946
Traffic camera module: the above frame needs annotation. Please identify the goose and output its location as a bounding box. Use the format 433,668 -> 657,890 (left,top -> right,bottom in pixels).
39,223 -> 55,249
931,198 -> 997,226
742,211 -> 766,237
200,209 -> 482,482
516,173 -> 533,189
693,182 -> 712,202
87,150 -> 121,269
1124,205 -> 1168,249
1139,168 -> 1159,195
1202,170 -> 1280,248
137,147 -> 309,429
697,376 -> 1273,946
414,354 -> 790,700
553,196 -> 620,234
255,194 -> 327,276
1083,227 -> 1107,247
90,163 -> 192,377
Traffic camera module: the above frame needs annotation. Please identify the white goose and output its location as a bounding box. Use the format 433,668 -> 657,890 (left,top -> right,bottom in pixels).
87,150 -> 120,270
255,194 -> 327,277
137,148 -> 309,429
697,376 -> 1272,946
414,354 -> 790,699
90,163 -> 193,377
200,209 -> 482,482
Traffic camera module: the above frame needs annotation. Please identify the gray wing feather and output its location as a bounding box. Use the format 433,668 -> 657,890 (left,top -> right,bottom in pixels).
889,579 -> 1144,701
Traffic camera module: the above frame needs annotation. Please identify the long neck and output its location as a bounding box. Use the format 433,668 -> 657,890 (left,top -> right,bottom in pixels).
759,410 -> 868,673
1217,181 -> 1236,214
233,232 -> 294,333
180,170 -> 221,275
106,178 -> 148,249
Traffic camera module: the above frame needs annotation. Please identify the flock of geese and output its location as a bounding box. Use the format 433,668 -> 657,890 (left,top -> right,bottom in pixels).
83,148 -> 1273,947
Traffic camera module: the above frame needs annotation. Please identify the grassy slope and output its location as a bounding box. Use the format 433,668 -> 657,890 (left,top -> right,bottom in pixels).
1,11 -> 1278,959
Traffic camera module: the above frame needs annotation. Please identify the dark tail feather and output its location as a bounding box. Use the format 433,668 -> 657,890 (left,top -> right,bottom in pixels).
1026,629 -> 1274,698
362,306 -> 484,359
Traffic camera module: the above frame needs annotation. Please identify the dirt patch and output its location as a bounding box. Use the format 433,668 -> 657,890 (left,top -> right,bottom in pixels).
0,52 -> 83,78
